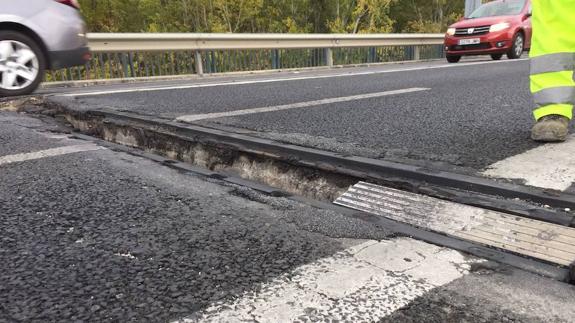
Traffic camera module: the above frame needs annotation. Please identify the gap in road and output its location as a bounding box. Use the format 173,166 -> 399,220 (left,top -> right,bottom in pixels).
20,96 -> 574,282
50,57 -> 537,171
5,59 -> 575,321
3,105 -> 574,323
16,55 -> 575,282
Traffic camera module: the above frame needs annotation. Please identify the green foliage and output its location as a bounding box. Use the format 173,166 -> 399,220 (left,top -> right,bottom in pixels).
389,0 -> 464,33
79,0 -> 464,33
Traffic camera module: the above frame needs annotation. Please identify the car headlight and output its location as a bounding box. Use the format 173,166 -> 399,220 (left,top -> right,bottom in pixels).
446,28 -> 456,36
490,22 -> 511,32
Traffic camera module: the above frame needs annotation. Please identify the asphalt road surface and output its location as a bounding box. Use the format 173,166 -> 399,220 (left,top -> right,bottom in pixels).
48,57 -> 541,171
48,56 -> 575,195
1,107 -> 575,322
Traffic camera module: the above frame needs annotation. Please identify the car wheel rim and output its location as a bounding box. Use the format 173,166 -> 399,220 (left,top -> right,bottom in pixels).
515,36 -> 523,56
0,40 -> 39,91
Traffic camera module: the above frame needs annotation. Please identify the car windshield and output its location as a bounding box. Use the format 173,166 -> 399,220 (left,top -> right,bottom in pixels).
468,0 -> 526,18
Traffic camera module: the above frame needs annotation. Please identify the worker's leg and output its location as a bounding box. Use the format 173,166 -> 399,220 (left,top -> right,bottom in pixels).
530,0 -> 575,142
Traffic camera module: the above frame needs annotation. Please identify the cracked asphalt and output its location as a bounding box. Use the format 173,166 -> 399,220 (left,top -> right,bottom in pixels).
0,111 -> 393,322
0,54 -> 575,323
1,98 -> 574,322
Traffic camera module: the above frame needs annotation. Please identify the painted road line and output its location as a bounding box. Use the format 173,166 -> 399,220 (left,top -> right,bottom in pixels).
483,136 -> 575,191
177,238 -> 478,322
58,58 -> 527,98
176,88 -> 430,122
0,144 -> 104,167
335,182 -> 575,267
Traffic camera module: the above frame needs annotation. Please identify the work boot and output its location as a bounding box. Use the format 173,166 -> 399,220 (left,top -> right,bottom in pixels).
531,114 -> 570,142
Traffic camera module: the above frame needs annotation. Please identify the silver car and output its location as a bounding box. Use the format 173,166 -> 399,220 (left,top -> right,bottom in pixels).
0,0 -> 90,96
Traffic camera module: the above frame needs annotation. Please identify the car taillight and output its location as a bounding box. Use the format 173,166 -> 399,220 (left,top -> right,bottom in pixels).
55,0 -> 80,9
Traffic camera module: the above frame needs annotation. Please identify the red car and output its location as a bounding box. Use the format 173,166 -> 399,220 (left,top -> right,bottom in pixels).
444,0 -> 532,63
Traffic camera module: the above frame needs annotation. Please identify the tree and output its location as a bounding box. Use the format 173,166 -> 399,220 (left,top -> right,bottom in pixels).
389,0 -> 463,33
78,0 -> 464,34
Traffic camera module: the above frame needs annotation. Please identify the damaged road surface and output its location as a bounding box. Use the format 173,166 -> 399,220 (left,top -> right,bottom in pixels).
3,59 -> 575,322
1,107 -> 575,322
1,111 -> 575,322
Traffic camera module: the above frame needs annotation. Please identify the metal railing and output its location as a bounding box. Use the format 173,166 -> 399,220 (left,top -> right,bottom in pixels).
46,33 -> 446,82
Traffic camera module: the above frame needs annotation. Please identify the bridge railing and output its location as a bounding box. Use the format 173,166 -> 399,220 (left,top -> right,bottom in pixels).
46,33 -> 446,83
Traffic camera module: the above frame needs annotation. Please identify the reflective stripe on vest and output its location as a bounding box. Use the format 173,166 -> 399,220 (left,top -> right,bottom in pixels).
533,86 -> 575,106
531,53 -> 575,75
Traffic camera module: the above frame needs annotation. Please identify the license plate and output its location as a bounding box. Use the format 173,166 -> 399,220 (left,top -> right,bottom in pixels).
458,38 -> 481,45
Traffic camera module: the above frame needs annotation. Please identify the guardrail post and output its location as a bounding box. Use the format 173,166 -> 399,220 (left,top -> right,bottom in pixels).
120,53 -> 130,77
209,51 -> 217,73
325,48 -> 334,67
413,46 -> 421,61
97,54 -> 105,79
128,53 -> 135,77
271,49 -> 280,69
194,51 -> 204,76
368,47 -> 377,63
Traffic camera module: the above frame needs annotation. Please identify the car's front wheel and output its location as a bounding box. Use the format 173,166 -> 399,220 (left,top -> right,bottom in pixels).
507,33 -> 524,59
446,55 -> 461,63
491,54 -> 503,60
0,31 -> 46,97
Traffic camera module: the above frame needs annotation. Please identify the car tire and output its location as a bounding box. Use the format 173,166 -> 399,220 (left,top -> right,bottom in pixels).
446,55 -> 461,63
0,31 -> 46,97
491,54 -> 503,60
507,33 -> 524,60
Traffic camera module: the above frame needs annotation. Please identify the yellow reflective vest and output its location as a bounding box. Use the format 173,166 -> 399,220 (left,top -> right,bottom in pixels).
530,0 -> 575,120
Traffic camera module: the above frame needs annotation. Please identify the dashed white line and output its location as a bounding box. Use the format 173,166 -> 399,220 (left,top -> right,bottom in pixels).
176,88 -> 430,122
0,144 -> 105,166
58,59 -> 527,97
177,238 -> 478,323
483,135 -> 575,191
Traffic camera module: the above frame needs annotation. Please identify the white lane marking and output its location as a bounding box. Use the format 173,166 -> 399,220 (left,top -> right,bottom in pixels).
177,238 -> 479,323
176,88 -> 430,122
483,136 -> 575,191
58,59 -> 527,97
0,144 -> 104,166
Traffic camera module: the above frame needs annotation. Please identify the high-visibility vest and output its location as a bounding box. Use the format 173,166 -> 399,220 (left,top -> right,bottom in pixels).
530,0 -> 575,120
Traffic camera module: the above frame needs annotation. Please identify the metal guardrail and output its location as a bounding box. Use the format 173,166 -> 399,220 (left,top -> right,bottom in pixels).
47,33 -> 446,82
87,33 -> 445,51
